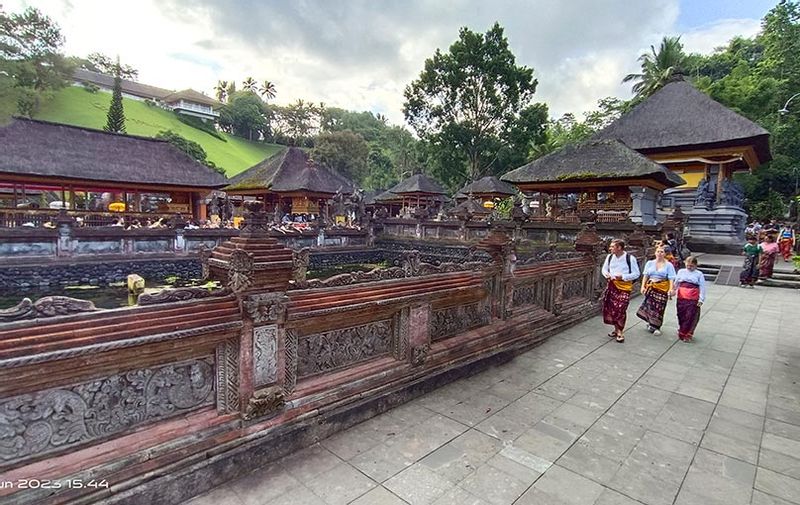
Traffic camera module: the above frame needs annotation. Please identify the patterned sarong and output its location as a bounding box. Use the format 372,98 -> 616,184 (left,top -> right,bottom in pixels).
759,251 -> 777,278
636,279 -> 670,329
739,255 -> 759,285
676,283 -> 701,340
603,279 -> 632,331
779,238 -> 793,261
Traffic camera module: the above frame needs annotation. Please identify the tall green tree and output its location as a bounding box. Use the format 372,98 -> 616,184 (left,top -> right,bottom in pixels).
103,60 -> 126,133
218,91 -> 268,140
403,22 -> 544,188
0,6 -> 71,117
259,80 -> 276,100
214,80 -> 229,102
242,77 -> 258,93
313,129 -> 370,182
623,36 -> 687,99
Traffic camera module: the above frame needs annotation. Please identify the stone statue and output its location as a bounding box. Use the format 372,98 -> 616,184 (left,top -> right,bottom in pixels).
694,177 -> 713,208
720,178 -> 744,208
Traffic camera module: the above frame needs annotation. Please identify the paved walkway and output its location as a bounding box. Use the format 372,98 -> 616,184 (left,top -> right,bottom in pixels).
696,253 -> 796,274
186,284 -> 800,505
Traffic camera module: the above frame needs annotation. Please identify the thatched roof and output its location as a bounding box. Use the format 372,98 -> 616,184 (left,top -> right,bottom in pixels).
74,68 -> 172,100
453,198 -> 491,215
225,147 -> 354,195
163,89 -> 222,108
593,79 -> 771,163
386,174 -> 447,195
0,118 -> 227,188
458,176 -> 516,197
502,139 -> 685,187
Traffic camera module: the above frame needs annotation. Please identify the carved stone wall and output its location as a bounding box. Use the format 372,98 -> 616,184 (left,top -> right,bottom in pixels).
512,278 -> 555,311
253,325 -> 278,387
430,301 -> 491,341
297,320 -> 394,378
216,340 -> 240,414
0,358 -> 215,467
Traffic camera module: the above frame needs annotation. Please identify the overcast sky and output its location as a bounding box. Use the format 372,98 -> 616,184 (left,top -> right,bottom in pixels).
9,0 -> 776,125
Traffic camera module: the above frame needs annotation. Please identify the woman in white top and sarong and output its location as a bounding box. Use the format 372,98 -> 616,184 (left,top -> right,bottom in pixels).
636,245 -> 676,336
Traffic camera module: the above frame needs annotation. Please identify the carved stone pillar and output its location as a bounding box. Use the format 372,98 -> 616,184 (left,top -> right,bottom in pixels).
628,186 -> 660,226
55,210 -> 74,258
408,304 -> 431,367
574,217 -> 607,301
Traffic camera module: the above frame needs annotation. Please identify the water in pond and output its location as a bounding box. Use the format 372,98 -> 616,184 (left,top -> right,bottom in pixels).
0,264 -> 386,310
306,263 -> 386,280
0,279 -> 218,310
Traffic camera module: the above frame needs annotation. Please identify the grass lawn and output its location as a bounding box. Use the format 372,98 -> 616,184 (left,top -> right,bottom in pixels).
34,86 -> 283,176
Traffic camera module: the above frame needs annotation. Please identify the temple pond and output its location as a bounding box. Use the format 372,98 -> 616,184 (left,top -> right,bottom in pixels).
0,263 -> 385,310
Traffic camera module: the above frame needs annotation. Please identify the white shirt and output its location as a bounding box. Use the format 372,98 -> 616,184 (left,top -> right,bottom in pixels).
602,252 -> 641,282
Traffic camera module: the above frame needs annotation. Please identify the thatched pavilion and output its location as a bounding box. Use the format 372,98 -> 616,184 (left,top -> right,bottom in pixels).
224,147 -> 354,219
375,174 -> 448,216
502,139 -> 685,224
0,118 -> 226,226
592,77 -> 771,246
454,176 -> 517,210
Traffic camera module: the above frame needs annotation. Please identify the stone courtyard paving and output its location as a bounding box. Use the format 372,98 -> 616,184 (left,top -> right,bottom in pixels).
185,284 -> 800,505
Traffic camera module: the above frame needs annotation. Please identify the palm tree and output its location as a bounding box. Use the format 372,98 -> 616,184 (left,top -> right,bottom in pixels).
226,81 -> 236,98
623,36 -> 687,98
242,77 -> 258,93
259,80 -> 277,100
214,80 -> 229,102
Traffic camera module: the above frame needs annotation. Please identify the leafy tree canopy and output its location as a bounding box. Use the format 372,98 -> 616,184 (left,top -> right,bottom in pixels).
0,6 -> 71,117
156,130 -> 225,175
403,22 -> 545,189
312,130 -> 370,183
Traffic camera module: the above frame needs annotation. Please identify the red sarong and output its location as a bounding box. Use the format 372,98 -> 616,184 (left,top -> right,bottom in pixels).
603,280 -> 632,331
676,283 -> 701,340
779,239 -> 793,261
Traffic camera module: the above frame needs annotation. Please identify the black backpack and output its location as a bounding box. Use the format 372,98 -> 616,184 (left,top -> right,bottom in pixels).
606,253 -> 632,273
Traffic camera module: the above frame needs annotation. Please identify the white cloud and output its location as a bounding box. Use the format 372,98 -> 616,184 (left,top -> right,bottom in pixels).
7,0 -> 765,125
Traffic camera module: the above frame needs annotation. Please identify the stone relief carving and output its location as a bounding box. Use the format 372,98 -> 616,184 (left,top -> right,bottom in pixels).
243,294 -> 288,324
197,245 -> 212,281
411,344 -> 430,367
137,287 -> 231,306
519,246 -> 585,265
227,248 -> 254,292
297,320 -> 393,378
562,277 -> 588,299
216,339 -> 240,414
430,301 -> 491,341
0,296 -> 97,322
0,358 -> 214,466
292,247 -> 311,286
283,329 -> 298,396
393,309 -> 410,361
253,325 -> 278,387
243,387 -> 285,421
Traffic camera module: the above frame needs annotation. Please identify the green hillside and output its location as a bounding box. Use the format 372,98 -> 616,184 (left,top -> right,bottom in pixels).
34,86 -> 283,176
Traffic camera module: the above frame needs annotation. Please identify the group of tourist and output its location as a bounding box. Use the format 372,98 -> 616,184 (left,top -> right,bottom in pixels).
602,238 -> 705,344
739,222 -> 796,287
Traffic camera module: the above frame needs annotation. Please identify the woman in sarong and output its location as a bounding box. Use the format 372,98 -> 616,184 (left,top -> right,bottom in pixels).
739,235 -> 762,287
671,256 -> 706,342
778,224 -> 795,262
637,246 -> 676,336
759,234 -> 779,279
